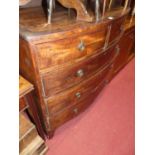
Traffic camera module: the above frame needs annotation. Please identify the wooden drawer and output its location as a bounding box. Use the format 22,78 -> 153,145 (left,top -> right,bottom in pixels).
46,64 -> 113,115
36,30 -> 107,70
113,29 -> 135,74
108,16 -> 126,44
41,45 -> 117,97
49,74 -> 107,130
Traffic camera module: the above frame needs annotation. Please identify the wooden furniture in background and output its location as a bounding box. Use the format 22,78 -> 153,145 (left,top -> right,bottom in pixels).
19,76 -> 48,154
19,113 -> 47,155
19,76 -> 45,139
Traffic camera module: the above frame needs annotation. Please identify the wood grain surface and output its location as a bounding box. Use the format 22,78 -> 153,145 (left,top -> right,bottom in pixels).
19,75 -> 34,98
41,45 -> 117,97
19,113 -> 38,153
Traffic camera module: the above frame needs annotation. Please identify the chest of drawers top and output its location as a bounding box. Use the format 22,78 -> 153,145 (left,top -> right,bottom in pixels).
20,7 -> 129,76
20,7 -> 129,43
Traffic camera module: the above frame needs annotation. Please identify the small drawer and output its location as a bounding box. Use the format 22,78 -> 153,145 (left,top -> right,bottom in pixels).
36,30 -> 107,70
41,45 -> 118,97
49,95 -> 95,130
108,16 -> 126,44
46,64 -> 113,115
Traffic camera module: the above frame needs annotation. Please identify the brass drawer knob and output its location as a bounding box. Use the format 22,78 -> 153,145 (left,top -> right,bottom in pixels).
77,40 -> 85,52
73,108 -> 78,114
75,92 -> 81,99
76,69 -> 84,77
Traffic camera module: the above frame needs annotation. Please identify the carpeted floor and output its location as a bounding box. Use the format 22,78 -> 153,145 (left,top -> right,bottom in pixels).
46,58 -> 135,155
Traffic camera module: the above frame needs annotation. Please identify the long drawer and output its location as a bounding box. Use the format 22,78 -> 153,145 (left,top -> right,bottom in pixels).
36,30 -> 107,70
48,69 -> 110,130
46,63 -> 113,115
41,45 -> 117,97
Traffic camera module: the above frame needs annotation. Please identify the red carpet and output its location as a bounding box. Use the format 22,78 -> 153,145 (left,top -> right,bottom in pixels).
46,58 -> 135,155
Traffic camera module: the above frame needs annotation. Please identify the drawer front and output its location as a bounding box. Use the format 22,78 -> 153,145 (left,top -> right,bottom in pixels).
49,75 -> 107,130
113,31 -> 135,74
36,30 -> 107,70
109,16 -> 125,44
42,45 -> 117,97
46,64 -> 113,115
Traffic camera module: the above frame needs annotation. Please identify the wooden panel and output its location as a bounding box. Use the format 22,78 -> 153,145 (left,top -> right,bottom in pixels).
20,0 -> 41,8
32,143 -> 48,155
19,97 -> 28,112
109,16 -> 126,44
19,75 -> 34,99
19,7 -> 109,43
20,136 -> 44,155
113,28 -> 135,74
123,16 -> 135,31
19,113 -> 38,153
125,27 -> 135,55
19,0 -> 31,6
47,64 -> 113,115
36,30 -> 107,70
19,38 -> 37,85
20,37 -> 51,134
19,113 -> 34,140
42,45 -> 117,97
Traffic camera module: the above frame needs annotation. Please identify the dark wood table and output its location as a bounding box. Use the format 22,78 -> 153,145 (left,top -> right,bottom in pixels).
19,75 -> 45,139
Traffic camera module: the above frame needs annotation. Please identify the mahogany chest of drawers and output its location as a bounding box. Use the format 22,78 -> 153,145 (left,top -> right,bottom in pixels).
19,7 -> 130,138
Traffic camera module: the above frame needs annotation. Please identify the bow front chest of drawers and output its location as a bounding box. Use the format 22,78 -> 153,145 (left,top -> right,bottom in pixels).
19,7 -> 129,138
